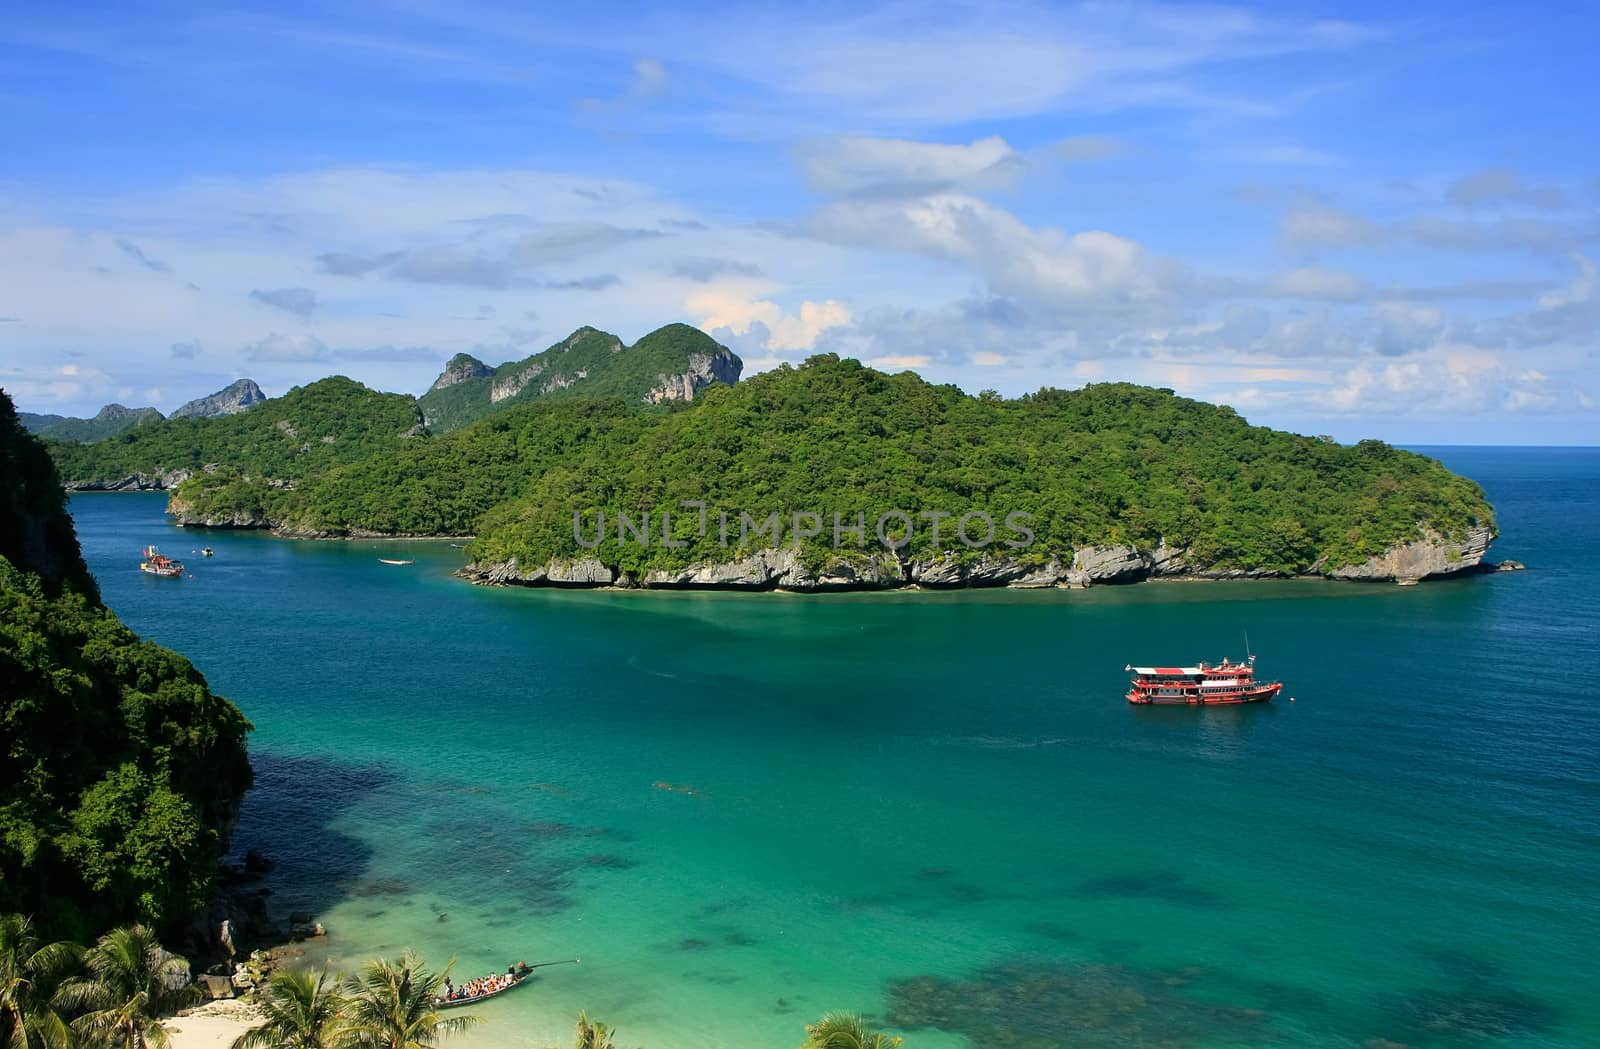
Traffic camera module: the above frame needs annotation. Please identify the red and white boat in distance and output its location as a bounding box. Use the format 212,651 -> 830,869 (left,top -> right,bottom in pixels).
1125,655 -> 1282,706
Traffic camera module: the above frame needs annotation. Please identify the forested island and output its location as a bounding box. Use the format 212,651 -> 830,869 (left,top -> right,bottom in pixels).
40,327 -> 1497,589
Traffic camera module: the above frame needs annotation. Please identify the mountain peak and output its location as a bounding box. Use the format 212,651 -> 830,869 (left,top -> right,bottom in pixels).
428,353 -> 493,393
172,378 -> 266,419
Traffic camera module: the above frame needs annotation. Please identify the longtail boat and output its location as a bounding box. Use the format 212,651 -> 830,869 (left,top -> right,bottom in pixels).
435,959 -> 578,1010
1125,655 -> 1282,706
139,546 -> 184,578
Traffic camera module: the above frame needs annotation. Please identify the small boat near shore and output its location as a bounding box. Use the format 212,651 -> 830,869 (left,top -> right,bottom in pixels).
139,546 -> 184,578
378,558 -> 414,565
1126,654 -> 1282,705
436,959 -> 578,1009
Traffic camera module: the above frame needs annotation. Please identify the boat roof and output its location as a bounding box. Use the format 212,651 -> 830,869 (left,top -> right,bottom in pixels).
1129,666 -> 1204,676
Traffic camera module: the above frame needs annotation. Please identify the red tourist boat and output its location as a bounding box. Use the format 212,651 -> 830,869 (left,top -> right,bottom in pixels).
1125,655 -> 1282,705
139,545 -> 184,578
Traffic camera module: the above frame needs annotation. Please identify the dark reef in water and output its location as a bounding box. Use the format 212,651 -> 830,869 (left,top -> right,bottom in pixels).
887,958 -> 1274,1049
1073,869 -> 1229,909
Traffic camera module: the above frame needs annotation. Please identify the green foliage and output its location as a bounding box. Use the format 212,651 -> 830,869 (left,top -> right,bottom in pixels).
800,1012 -> 904,1049
466,357 -> 1494,576
0,914 -> 80,1049
0,391 -> 253,940
38,355 -> 1495,581
23,409 -> 164,446
0,394 -> 97,599
45,378 -> 421,489
336,954 -> 476,1049
54,925 -> 198,1049
246,398 -> 651,535
567,1013 -> 618,1049
231,970 -> 345,1049
417,324 -> 739,433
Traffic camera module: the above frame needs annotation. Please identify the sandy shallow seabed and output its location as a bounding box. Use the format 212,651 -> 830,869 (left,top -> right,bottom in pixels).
162,1000 -> 260,1049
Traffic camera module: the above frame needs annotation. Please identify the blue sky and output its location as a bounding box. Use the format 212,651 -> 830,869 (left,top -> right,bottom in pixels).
1,1 -> 1596,442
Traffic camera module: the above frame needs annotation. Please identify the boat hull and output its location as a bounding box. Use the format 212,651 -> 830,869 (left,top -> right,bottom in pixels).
436,973 -> 529,1009
1127,682 -> 1281,706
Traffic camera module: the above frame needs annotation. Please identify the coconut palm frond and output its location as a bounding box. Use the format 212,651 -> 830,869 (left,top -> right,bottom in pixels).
800,1012 -> 903,1049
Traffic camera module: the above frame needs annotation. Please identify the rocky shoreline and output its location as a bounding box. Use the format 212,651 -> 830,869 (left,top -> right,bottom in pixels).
73,487 -> 1512,588
458,523 -> 1506,590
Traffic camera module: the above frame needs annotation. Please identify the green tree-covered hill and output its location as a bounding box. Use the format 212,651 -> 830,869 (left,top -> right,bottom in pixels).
46,377 -> 423,489
20,404 -> 164,443
418,323 -> 741,432
462,356 -> 1493,581
0,390 -> 252,940
155,354 -> 1494,582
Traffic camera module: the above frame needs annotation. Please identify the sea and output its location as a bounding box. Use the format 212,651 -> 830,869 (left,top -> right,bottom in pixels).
69,447 -> 1600,1049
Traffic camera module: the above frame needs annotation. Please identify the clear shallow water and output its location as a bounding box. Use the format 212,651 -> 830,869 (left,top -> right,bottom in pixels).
70,447 -> 1600,1049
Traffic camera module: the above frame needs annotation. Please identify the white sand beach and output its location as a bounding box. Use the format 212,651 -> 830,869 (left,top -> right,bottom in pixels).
162,999 -> 260,1049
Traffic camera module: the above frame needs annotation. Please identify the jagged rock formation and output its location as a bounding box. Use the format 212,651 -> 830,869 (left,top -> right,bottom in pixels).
643,349 -> 743,404
172,378 -> 266,419
429,353 -> 494,393
1328,524 -> 1494,582
418,323 -> 741,431
62,467 -> 194,492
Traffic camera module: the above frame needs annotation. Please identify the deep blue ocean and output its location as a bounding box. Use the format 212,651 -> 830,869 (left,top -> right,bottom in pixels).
70,447 -> 1600,1049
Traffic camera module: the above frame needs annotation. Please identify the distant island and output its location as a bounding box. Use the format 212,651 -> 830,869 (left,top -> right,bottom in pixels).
35,323 -> 1497,588
19,378 -> 268,445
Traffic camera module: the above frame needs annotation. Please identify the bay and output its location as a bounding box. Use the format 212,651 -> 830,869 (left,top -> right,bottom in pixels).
70,447 -> 1600,1049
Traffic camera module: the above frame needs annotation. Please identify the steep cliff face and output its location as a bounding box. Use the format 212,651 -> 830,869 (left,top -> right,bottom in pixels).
428,353 -> 494,393
172,378 -> 267,419
1328,524 -> 1495,581
643,348 -> 744,404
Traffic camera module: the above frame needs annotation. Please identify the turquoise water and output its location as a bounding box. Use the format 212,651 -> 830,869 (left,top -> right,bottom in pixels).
71,447 -> 1600,1049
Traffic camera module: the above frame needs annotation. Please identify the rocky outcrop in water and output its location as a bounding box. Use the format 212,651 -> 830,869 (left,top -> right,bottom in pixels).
1328,524 -> 1494,582
63,467 -> 194,491
172,379 -> 266,419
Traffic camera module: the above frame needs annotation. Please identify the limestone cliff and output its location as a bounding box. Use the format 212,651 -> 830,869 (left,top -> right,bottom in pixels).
172,378 -> 267,419
459,525 -> 1499,593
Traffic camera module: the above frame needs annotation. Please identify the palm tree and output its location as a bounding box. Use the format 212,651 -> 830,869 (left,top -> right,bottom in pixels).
799,1013 -> 904,1049
232,969 -> 345,1049
336,953 -> 476,1049
0,915 -> 81,1049
54,924 -> 199,1049
571,1012 -> 617,1049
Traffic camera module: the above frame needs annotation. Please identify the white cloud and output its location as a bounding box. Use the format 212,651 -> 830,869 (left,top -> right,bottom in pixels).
866,354 -> 932,370
808,192 -> 1179,308
688,290 -> 852,353
245,332 -> 329,362
1279,205 -> 1381,248
1264,266 -> 1364,301
1448,167 -> 1567,210
1537,253 -> 1596,309
796,136 -> 1025,196
632,58 -> 667,98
